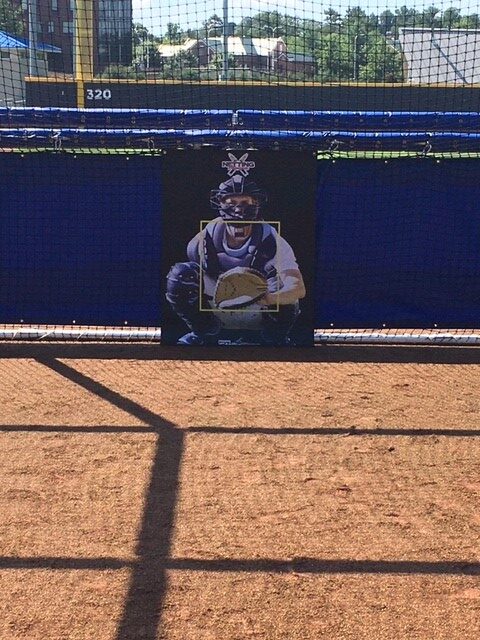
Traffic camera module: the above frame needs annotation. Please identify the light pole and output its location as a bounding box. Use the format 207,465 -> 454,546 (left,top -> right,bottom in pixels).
206,3 -> 233,81
263,26 -> 282,38
221,0 -> 229,81
353,33 -> 365,82
430,10 -> 442,40
263,26 -> 282,73
207,20 -> 223,38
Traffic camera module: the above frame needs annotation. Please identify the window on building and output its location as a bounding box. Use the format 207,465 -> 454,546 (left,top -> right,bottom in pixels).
52,0 -> 58,10
63,21 -> 74,35
48,22 -> 55,34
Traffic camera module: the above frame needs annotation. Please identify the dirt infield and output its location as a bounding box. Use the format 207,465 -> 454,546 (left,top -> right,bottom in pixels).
0,343 -> 479,640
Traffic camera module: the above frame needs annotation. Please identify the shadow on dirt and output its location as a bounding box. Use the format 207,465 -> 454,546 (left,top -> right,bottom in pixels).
1,342 -> 480,364
36,357 -> 183,640
2,353 -> 476,640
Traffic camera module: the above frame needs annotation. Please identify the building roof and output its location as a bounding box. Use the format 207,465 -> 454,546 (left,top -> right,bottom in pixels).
206,37 -> 282,56
285,52 -> 315,63
0,30 -> 61,53
157,39 -> 199,58
398,28 -> 480,84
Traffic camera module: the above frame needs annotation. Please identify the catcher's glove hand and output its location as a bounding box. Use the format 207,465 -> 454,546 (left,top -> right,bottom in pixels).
213,267 -> 268,310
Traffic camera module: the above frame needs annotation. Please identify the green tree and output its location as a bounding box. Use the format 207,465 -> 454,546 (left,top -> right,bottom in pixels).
0,0 -> 24,35
163,23 -> 184,44
420,5 -> 441,28
458,13 -> 480,29
324,7 -> 342,29
98,64 -> 141,80
132,23 -> 159,48
394,5 -> 419,31
360,33 -> 404,82
441,7 -> 462,28
315,32 -> 352,82
132,22 -> 162,70
202,14 -> 223,39
238,11 -> 285,38
377,10 -> 395,36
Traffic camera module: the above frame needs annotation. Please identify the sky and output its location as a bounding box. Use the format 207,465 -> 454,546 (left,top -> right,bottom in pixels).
132,0 -> 476,34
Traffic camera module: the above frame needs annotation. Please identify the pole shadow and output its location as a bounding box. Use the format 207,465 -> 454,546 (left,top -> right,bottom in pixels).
36,357 -> 183,640
0,555 -> 478,576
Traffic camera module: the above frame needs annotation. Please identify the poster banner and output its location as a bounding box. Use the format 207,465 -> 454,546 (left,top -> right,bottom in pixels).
161,150 -> 316,346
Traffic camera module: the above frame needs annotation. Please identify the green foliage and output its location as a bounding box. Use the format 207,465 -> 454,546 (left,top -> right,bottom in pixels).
98,64 -> 142,80
315,32 -> 352,82
360,34 -> 404,82
163,23 -> 184,45
0,0 -> 24,35
136,6 -> 480,84
155,50 -> 201,81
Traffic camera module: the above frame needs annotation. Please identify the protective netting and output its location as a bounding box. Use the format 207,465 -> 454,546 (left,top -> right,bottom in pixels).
2,2 -> 480,344
0,2 -> 480,151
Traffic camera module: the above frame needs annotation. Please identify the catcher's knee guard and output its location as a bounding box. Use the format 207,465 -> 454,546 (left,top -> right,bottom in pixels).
166,262 -> 200,307
166,261 -> 219,336
261,302 -> 300,345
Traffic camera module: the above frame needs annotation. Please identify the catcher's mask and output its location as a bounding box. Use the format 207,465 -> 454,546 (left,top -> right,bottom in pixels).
210,176 -> 267,225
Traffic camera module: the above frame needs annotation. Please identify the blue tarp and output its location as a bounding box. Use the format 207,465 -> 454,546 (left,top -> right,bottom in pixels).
1,152 -> 480,329
315,159 -> 480,328
1,108 -> 479,130
0,154 -> 162,325
0,30 -> 61,53
0,107 -> 234,128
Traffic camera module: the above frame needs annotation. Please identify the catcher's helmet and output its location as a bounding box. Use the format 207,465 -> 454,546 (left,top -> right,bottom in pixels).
210,175 -> 267,222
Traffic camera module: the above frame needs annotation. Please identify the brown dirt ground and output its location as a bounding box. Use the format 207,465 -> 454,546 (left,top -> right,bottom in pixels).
0,343 -> 479,640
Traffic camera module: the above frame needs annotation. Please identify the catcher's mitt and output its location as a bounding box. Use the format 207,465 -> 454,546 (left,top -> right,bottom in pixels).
213,267 -> 268,310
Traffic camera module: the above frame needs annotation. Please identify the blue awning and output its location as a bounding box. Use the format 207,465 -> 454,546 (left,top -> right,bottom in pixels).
0,30 -> 61,53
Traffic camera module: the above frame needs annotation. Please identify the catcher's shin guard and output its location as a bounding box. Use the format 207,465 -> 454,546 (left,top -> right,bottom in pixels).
261,302 -> 300,345
166,262 -> 219,336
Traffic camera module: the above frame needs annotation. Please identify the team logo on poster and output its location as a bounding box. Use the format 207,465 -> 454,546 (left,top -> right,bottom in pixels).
162,150 -> 316,347
221,152 -> 256,176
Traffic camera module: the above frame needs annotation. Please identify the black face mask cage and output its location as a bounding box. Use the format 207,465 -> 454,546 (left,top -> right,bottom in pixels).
218,202 -> 260,221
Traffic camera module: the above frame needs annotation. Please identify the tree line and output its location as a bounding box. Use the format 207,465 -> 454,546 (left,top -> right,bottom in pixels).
2,3 -> 479,82
133,5 -> 480,82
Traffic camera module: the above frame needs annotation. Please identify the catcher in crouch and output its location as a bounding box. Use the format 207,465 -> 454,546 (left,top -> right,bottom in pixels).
166,174 -> 306,345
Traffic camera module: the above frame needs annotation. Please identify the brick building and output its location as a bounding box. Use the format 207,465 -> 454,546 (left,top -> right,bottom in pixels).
16,0 -> 132,74
157,36 -> 315,78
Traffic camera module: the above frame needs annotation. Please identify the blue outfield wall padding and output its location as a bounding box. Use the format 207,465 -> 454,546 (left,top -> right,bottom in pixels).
315,159 -> 480,329
0,108 -> 234,129
3,128 -> 480,151
2,108 -> 480,131
237,110 -> 480,131
0,153 -> 162,326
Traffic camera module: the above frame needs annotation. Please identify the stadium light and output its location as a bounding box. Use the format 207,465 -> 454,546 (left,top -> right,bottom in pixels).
27,0 -> 39,76
264,26 -> 283,38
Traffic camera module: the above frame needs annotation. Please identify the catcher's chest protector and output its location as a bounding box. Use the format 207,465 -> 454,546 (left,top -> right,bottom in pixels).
202,221 -> 277,280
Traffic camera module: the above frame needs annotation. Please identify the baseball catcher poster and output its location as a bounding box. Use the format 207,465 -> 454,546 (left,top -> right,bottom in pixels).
161,149 -> 316,346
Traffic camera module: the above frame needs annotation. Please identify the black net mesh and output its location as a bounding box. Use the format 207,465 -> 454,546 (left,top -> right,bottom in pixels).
0,1 -> 479,152
1,2 -> 480,342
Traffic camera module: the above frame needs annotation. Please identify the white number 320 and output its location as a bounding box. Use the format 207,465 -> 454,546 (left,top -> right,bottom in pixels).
86,88 -> 112,100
